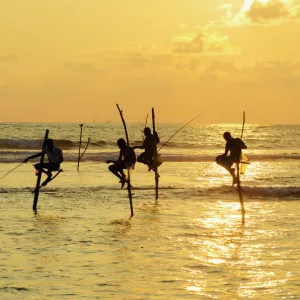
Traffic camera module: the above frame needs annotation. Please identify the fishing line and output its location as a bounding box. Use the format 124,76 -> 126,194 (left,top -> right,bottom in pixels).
158,113 -> 204,152
0,162 -> 24,181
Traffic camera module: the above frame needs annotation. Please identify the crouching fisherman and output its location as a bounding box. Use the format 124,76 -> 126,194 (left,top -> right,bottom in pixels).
106,138 -> 136,188
133,127 -> 161,171
216,132 -> 247,185
24,139 -> 64,186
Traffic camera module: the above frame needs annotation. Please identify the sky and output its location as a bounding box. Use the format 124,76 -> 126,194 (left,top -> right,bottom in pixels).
1,0 -> 300,123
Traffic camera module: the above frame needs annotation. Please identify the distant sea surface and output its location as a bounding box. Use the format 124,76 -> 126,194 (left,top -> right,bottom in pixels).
1,123 -> 300,299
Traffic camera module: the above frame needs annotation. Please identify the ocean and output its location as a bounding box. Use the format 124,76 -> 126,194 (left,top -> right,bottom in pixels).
1,122 -> 300,299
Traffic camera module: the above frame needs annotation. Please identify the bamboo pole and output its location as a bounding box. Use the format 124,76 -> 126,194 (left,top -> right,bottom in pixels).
236,163 -> 245,224
237,111 -> 246,224
77,124 -> 83,171
152,108 -> 159,200
33,129 -> 49,211
116,104 -> 134,217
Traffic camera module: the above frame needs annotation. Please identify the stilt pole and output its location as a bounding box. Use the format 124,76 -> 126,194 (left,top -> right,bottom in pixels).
152,108 -> 159,200
77,124 -> 83,171
237,111 -> 246,223
236,163 -> 245,224
116,104 -> 134,217
33,129 -> 49,211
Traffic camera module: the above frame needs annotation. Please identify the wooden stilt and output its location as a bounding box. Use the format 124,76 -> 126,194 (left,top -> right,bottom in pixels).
116,104 -> 134,217
33,129 -> 49,211
237,111 -> 246,224
152,108 -> 159,200
77,124 -> 83,171
236,163 -> 245,224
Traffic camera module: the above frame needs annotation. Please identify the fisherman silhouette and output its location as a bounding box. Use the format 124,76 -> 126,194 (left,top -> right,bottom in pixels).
106,138 -> 136,188
24,139 -> 64,186
133,127 -> 160,171
216,132 -> 247,185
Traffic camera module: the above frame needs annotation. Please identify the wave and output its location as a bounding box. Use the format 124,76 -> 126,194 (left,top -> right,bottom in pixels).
0,139 -> 118,150
0,138 -> 214,150
0,138 -> 300,154
0,139 -> 76,150
150,185 -> 300,200
198,185 -> 300,199
0,139 -> 44,149
1,186 -> 300,200
241,186 -> 300,199
0,150 -> 300,163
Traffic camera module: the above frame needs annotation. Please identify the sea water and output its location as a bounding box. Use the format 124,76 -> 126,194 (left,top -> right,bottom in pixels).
1,123 -> 300,299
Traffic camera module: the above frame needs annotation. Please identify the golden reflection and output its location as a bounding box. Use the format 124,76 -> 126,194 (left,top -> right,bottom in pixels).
184,208 -> 248,297
187,285 -> 202,293
208,258 -> 226,264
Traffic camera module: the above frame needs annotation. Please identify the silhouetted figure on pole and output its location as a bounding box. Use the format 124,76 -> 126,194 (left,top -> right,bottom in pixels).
216,132 -> 247,185
106,138 -> 136,188
24,139 -> 64,186
133,127 -> 160,171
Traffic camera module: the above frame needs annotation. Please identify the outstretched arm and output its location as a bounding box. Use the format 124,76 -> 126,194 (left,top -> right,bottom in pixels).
133,140 -> 145,150
133,145 -> 144,150
106,151 -> 121,164
23,151 -> 43,163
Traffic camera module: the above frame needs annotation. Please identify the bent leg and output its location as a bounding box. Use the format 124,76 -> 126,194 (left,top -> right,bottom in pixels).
34,162 -> 52,177
216,155 -> 237,180
216,155 -> 232,172
108,163 -> 126,181
137,152 -> 147,165
137,152 -> 154,171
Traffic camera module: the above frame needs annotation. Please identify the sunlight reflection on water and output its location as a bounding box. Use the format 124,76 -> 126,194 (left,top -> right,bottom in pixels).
1,154 -> 300,299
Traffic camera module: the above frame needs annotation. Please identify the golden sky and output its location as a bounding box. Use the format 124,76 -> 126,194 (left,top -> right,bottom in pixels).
1,0 -> 300,123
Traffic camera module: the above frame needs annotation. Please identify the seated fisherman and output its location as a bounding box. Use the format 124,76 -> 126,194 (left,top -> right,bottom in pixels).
216,131 -> 247,185
106,138 -> 136,188
24,138 -> 64,186
133,127 -> 160,171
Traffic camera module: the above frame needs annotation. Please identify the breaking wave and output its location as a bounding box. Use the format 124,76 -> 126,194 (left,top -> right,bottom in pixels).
0,150 -> 300,163
1,185 -> 300,200
0,139 -> 117,150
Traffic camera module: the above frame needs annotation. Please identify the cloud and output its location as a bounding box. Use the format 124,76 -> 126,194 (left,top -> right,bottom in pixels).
77,48 -> 175,71
200,60 -> 300,84
246,0 -> 295,22
171,29 -> 239,55
120,52 -> 173,68
64,62 -> 106,75
206,61 -> 238,73
0,54 -> 18,63
172,32 -> 204,53
213,0 -> 300,27
176,58 -> 201,71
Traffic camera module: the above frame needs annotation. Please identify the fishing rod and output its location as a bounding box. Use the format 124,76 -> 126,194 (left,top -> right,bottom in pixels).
141,113 -> 148,141
199,161 -> 214,173
0,162 -> 24,181
158,113 -> 204,152
241,111 -> 245,139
